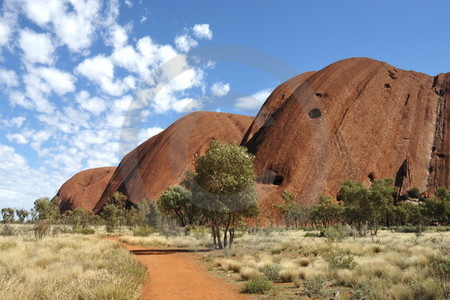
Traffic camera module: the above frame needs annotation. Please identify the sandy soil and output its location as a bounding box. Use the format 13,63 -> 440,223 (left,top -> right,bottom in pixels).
105,237 -> 252,300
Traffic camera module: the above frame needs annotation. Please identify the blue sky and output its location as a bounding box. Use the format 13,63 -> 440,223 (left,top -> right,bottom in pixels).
1,0 -> 450,210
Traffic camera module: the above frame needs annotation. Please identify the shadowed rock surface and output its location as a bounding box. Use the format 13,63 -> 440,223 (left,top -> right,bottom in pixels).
93,111 -> 253,213
245,57 -> 449,214
57,167 -> 116,212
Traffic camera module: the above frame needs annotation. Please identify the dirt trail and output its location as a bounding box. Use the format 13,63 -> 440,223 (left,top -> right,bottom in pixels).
105,237 -> 251,300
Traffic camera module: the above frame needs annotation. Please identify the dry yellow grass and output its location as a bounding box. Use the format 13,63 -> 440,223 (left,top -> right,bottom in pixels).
212,229 -> 450,299
0,234 -> 146,300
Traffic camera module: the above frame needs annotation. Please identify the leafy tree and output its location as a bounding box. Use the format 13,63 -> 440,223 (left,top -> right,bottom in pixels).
338,180 -> 370,234
15,209 -> 29,223
274,190 -> 296,227
422,197 -> 448,224
138,199 -> 163,229
367,178 -> 396,234
33,197 -> 61,221
159,185 -> 199,227
64,207 -> 94,229
1,208 -> 15,223
311,196 -> 343,227
100,192 -> 128,232
407,187 -> 421,199
193,141 -> 259,249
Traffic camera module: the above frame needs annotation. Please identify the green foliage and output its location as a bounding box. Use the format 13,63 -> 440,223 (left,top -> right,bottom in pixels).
138,199 -> 163,229
64,207 -> 95,229
429,256 -> 450,286
407,188 -> 421,199
1,207 -> 15,223
133,226 -> 155,236
101,204 -> 123,233
33,197 -> 61,221
339,179 -> 396,234
311,196 -> 343,226
423,197 -> 448,224
193,141 -> 259,249
349,283 -> 376,300
262,264 -> 281,281
321,225 -> 350,242
241,276 -> 273,294
274,190 -> 304,227
322,247 -> 356,270
304,276 -> 329,298
159,185 -> 199,227
15,209 -> 29,223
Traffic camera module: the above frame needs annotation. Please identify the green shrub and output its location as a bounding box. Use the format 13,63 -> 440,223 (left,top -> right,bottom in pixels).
321,225 -> 350,242
322,247 -> 356,270
0,224 -> 15,236
241,276 -> 273,294
262,264 -> 281,281
350,283 -> 376,300
304,276 -> 329,298
429,255 -> 450,286
304,232 -> 320,238
133,226 -> 155,237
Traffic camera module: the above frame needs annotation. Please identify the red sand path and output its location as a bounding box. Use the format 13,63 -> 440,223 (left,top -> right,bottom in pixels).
105,237 -> 252,300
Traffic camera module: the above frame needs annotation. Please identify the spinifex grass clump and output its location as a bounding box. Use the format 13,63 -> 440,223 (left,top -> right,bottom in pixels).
0,235 -> 146,300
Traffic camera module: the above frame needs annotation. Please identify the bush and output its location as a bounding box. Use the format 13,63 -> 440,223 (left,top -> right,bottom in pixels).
304,276 -> 329,298
429,256 -> 450,285
72,227 -> 96,235
133,226 -> 155,237
349,283 -> 376,300
322,247 -> 356,270
262,264 -> 281,281
241,276 -> 273,294
321,225 -> 350,242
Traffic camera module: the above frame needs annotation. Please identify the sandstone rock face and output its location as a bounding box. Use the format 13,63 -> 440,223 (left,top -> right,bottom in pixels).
93,111 -> 253,213
242,71 -> 315,144
245,57 -> 449,213
57,167 -> 116,212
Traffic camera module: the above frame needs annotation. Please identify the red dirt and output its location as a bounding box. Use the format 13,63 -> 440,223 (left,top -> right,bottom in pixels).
105,237 -> 252,300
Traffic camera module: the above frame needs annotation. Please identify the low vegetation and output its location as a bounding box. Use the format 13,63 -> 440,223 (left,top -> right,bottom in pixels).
0,234 -> 146,300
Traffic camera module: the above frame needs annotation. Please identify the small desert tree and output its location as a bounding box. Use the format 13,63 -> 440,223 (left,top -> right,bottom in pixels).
159,185 -> 199,227
15,209 -> 29,223
33,197 -> 61,222
193,141 -> 259,249
311,196 -> 343,227
1,208 -> 15,223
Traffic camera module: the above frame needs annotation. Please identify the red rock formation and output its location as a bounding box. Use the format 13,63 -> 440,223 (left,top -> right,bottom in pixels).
242,71 -> 315,144
245,57 -> 448,216
93,111 -> 253,213
57,167 -> 116,212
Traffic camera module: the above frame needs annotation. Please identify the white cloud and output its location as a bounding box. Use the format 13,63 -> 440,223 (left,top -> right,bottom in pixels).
38,67 -> 76,95
76,90 -> 106,115
76,55 -> 128,95
2,117 -> 26,128
0,20 -> 11,47
210,82 -> 230,97
19,29 -> 55,64
0,68 -> 19,87
138,126 -> 163,144
175,34 -> 198,52
140,15 -> 147,24
235,88 -> 272,110
192,24 -> 212,40
0,144 -> 26,170
22,0 -> 102,53
108,24 -> 128,49
124,0 -> 133,8
6,133 -> 28,144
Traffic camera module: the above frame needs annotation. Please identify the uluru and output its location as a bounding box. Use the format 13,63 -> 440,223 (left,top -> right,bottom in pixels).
57,57 -> 450,214
92,111 -> 253,213
57,167 -> 116,212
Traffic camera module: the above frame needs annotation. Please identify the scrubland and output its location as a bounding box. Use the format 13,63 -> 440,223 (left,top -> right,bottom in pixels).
122,227 -> 450,299
0,234 -> 146,300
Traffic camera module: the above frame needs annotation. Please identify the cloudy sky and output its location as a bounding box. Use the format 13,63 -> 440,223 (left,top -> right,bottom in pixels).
1,0 -> 450,209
